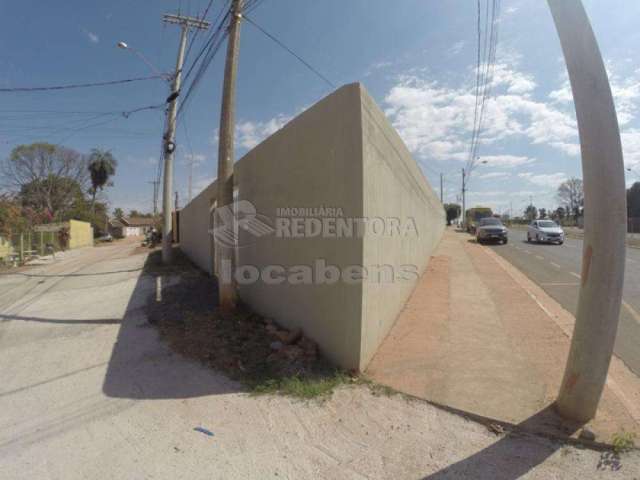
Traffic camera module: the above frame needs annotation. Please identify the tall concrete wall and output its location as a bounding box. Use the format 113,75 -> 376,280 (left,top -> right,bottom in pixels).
235,84 -> 365,369
179,181 -> 217,274
359,87 -> 445,367
179,83 -> 444,370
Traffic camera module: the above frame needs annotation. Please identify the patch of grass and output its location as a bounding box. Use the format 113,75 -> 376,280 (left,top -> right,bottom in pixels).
251,371 -> 350,399
355,376 -> 404,398
612,431 -> 637,455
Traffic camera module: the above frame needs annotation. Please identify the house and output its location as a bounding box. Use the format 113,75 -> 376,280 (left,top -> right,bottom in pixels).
109,217 -> 155,238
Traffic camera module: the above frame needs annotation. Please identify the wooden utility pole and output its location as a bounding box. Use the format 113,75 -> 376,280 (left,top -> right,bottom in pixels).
161,13 -> 210,264
216,0 -> 244,312
461,168 -> 466,229
148,180 -> 160,215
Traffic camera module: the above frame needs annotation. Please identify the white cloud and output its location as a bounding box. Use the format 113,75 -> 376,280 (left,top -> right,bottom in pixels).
236,114 -> 292,150
384,63 -> 579,163
209,113 -> 292,151
182,152 -> 206,166
490,63 -> 536,94
364,60 -> 393,77
82,28 -> 99,44
478,171 -> 511,179
518,172 -> 567,188
447,41 -> 464,56
479,155 -> 536,167
622,128 -> 640,169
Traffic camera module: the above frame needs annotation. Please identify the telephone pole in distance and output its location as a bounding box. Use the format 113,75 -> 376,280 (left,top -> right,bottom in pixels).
161,13 -> 210,264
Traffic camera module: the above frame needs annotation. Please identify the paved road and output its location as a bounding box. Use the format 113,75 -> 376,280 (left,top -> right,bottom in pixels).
488,230 -> 640,376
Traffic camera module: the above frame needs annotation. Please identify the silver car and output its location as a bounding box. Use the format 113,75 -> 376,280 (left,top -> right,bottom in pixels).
476,217 -> 508,244
527,220 -> 565,244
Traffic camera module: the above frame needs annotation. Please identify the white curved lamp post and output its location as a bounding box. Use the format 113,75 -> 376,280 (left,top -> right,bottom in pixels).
548,0 -> 627,421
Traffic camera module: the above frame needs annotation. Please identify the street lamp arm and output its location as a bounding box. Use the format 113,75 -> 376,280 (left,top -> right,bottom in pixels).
117,42 -> 173,82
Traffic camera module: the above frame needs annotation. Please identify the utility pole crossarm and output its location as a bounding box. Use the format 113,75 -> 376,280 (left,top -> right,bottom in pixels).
162,14 -> 211,30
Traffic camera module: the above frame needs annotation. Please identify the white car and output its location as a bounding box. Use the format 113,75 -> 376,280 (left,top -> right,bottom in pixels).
527,220 -> 565,245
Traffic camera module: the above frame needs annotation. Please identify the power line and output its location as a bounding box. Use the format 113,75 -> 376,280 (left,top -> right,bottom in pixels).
177,7 -> 232,118
243,14 -> 336,89
183,0 -> 220,65
0,75 -> 164,93
466,0 -> 501,178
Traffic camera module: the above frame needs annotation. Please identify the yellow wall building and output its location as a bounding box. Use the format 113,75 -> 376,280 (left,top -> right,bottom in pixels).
67,220 -> 94,249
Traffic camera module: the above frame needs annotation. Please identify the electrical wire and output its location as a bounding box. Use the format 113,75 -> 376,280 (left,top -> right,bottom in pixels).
243,14 -> 335,89
465,0 -> 501,182
0,75 -> 164,93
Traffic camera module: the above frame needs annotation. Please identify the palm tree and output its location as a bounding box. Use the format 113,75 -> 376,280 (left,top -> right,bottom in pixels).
88,149 -> 117,211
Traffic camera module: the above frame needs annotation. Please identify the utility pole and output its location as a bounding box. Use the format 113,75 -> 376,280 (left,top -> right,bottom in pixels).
548,0 -> 627,422
188,156 -> 194,203
216,0 -> 244,312
148,180 -> 159,216
161,13 -> 210,264
440,173 -> 444,204
461,168 -> 466,230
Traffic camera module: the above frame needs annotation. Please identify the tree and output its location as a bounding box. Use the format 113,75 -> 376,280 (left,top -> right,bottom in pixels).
557,178 -> 584,221
553,206 -> 566,222
524,204 -> 538,221
1,143 -> 88,220
627,182 -> 640,218
443,203 -> 461,225
88,149 -> 117,211
539,208 -> 547,219
0,193 -> 49,236
19,175 -> 84,220
128,209 -> 153,218
113,207 -> 124,219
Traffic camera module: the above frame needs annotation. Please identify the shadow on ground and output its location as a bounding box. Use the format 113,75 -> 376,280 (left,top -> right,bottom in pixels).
422,405 -> 585,479
102,247 -> 241,400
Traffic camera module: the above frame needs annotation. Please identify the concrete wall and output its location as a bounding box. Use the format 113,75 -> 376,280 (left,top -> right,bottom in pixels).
0,236 -> 12,260
359,87 -> 445,367
235,84 -> 365,369
179,83 -> 444,370
179,181 -> 217,274
68,220 -> 93,249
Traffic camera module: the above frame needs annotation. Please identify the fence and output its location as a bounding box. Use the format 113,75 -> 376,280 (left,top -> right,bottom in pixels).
1,230 -> 63,265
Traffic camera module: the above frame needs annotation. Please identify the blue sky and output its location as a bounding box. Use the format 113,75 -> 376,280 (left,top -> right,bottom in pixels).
1,0 -> 639,216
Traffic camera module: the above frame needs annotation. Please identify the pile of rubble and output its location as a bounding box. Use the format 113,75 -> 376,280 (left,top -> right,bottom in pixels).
264,319 -> 318,365
148,272 -> 331,384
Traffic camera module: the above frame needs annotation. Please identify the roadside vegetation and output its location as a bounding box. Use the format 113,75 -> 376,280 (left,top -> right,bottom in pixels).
144,249 -> 355,400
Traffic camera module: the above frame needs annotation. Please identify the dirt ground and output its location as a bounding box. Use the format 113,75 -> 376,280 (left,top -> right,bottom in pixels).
1,240 -> 639,479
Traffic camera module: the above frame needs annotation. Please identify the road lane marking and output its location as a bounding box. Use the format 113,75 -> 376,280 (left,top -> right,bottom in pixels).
524,250 -> 531,254
569,272 -> 581,279
535,255 -> 544,260
541,282 -> 579,286
550,262 -> 561,268
156,276 -> 162,302
622,300 -> 640,325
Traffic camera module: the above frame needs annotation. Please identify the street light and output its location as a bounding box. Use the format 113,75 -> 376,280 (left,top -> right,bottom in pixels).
461,158 -> 489,229
116,41 -> 172,81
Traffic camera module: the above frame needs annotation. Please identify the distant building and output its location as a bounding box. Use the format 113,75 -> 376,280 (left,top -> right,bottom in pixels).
109,217 -> 155,238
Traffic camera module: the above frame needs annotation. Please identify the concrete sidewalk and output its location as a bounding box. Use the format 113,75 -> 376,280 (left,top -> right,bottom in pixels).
366,228 -> 640,444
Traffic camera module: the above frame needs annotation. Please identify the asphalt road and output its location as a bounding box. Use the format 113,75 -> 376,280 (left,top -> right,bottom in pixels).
488,229 -> 640,377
